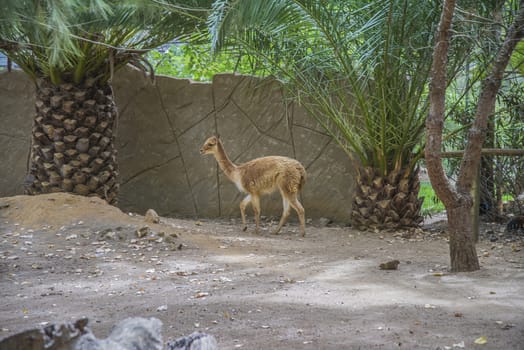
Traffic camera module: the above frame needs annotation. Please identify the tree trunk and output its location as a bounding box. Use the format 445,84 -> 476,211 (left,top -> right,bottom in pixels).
351,166 -> 423,230
426,0 -> 480,272
447,204 -> 480,272
25,77 -> 119,204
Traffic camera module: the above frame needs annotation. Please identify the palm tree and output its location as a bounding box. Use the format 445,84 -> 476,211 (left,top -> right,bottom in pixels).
209,0 -> 472,229
0,0 -> 210,203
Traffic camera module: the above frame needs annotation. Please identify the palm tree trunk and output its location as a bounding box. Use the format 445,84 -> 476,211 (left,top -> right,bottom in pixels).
352,166 -> 424,230
25,77 -> 119,204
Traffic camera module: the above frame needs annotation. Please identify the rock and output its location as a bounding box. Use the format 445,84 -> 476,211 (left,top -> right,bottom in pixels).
136,226 -> 151,238
0,317 -> 213,350
99,228 -> 122,241
318,217 -> 332,227
75,317 -> 163,350
379,260 -> 400,270
103,231 -> 118,240
0,318 -> 89,350
166,332 -> 218,350
145,209 -> 160,224
156,305 -> 168,312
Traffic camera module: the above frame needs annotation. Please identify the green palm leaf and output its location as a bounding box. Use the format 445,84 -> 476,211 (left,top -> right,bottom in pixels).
0,0 -> 212,84
209,0 -> 445,176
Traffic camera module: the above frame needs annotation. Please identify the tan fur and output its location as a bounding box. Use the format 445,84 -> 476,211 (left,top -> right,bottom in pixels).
200,136 -> 306,236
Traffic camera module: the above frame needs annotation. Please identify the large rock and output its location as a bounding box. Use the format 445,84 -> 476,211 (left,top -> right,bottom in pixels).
0,317 -> 218,350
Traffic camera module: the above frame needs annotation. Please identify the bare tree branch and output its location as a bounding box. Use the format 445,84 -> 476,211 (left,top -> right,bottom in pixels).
425,0 -> 457,206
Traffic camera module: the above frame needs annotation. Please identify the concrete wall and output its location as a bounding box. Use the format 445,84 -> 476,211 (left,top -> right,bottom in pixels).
0,70 -> 34,196
0,68 -> 356,222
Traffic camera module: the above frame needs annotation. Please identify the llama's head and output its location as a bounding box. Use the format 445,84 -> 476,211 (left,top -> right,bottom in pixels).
200,136 -> 219,155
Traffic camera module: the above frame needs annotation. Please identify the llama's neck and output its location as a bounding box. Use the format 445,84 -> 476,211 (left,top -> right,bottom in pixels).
214,140 -> 238,179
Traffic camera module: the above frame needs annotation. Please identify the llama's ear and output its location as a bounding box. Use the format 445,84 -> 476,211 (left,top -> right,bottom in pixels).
216,133 -> 221,140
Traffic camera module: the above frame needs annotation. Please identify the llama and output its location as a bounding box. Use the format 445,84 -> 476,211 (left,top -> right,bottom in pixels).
200,136 -> 306,236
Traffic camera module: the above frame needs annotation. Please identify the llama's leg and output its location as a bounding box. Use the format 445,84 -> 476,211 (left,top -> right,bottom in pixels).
239,195 -> 251,231
288,194 -> 306,237
251,195 -> 261,234
273,195 -> 291,235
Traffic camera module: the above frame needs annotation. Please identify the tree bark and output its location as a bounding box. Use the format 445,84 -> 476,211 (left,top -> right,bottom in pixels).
426,0 -> 473,271
448,202 -> 480,271
351,166 -> 423,230
25,77 -> 119,204
426,0 -> 458,207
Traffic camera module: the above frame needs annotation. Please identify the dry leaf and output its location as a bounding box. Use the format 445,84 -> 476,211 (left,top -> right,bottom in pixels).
474,336 -> 487,345
194,292 -> 209,298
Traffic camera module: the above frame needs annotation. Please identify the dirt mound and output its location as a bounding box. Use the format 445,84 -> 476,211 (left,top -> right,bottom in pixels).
0,193 -> 132,229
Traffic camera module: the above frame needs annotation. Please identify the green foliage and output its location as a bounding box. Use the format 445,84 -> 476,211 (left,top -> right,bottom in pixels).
510,41 -> 524,76
208,0 -> 477,178
148,43 -> 259,81
0,0 -> 212,84
419,181 -> 445,215
496,82 -> 524,148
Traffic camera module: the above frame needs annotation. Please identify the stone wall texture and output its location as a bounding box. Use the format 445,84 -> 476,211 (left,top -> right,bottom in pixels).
0,68 -> 356,222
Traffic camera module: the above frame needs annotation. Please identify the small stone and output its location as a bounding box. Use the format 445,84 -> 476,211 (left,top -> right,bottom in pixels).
136,226 -> 151,238
318,217 -> 331,227
103,231 -> 117,240
379,260 -> 400,270
145,209 -> 160,224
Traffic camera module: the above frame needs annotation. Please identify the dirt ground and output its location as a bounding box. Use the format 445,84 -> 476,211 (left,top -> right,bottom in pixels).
0,193 -> 523,350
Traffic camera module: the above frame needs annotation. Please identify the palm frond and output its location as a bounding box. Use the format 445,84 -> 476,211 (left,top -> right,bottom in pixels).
0,0 -> 212,84
209,0 -> 449,175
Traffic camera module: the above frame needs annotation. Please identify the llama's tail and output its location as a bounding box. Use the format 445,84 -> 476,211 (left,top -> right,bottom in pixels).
298,166 -> 306,191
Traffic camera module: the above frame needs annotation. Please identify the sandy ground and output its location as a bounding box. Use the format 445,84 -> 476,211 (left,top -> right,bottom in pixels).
0,193 -> 523,350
